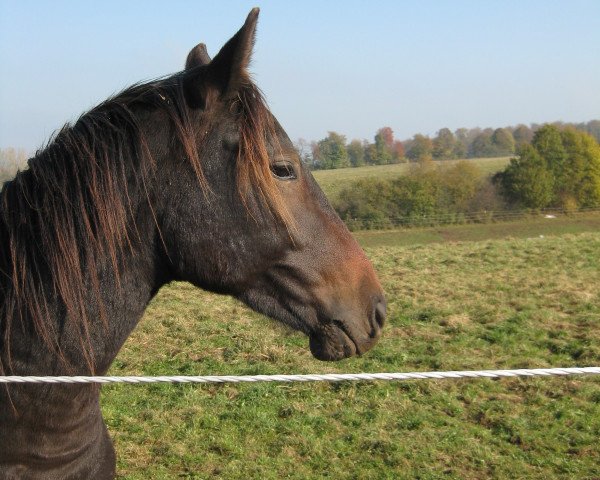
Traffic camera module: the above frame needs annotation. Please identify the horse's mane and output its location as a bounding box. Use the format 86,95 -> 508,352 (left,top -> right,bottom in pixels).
0,72 -> 286,373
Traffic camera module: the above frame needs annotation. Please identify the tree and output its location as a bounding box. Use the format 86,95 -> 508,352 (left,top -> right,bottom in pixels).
499,144 -> 554,208
406,134 -> 433,162
531,125 -> 566,200
432,128 -> 456,160
439,161 -> 482,211
453,128 -> 469,158
498,125 -> 600,209
469,130 -> 495,157
512,124 -> 534,146
335,178 -> 395,230
361,141 -> 376,166
392,140 -> 405,163
347,139 -> 365,167
376,127 -> 394,148
559,129 -> 600,207
373,139 -> 391,165
491,128 -> 515,155
373,127 -> 395,165
315,132 -> 349,169
532,125 -> 566,170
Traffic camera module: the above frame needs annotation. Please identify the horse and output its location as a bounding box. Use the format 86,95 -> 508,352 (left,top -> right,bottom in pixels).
0,9 -> 385,479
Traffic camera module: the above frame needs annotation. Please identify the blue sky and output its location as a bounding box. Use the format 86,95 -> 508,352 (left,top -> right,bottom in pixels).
1,0 -> 599,150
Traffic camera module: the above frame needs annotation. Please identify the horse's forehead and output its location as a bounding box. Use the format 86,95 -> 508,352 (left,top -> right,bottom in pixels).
210,108 -> 290,147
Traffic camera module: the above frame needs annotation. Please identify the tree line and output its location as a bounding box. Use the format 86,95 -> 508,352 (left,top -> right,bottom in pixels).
333,125 -> 600,230
298,120 -> 600,170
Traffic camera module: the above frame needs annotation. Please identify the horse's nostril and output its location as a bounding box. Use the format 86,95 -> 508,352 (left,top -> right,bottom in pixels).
375,300 -> 386,328
369,298 -> 386,337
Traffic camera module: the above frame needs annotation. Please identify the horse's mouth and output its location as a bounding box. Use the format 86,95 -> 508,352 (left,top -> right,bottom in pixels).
309,320 -> 364,361
237,288 -> 383,362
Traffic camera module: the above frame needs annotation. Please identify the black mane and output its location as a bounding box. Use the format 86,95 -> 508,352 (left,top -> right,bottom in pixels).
0,73 -> 200,372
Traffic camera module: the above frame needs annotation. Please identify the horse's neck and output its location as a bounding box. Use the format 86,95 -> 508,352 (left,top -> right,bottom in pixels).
0,141 -> 172,376
0,179 -> 167,479
0,110 -> 176,479
18,229 -> 166,376
0,250 -> 156,476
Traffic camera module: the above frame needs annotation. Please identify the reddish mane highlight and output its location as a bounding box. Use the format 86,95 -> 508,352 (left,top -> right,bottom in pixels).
235,84 -> 295,230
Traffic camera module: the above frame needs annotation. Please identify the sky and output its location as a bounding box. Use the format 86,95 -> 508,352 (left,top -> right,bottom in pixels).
1,0 -> 599,151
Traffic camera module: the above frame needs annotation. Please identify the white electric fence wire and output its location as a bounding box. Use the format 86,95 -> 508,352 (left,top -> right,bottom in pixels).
1,367 -> 599,385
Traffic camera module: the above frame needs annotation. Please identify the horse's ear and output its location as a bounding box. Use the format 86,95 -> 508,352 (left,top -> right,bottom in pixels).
184,8 -> 259,109
208,7 -> 259,94
185,43 -> 211,69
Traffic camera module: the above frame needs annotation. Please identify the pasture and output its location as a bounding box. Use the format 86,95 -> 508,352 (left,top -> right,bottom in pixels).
312,156 -> 511,200
102,229 -> 600,479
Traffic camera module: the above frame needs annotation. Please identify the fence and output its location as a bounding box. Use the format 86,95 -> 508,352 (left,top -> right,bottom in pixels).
344,206 -> 600,231
2,367 -> 600,385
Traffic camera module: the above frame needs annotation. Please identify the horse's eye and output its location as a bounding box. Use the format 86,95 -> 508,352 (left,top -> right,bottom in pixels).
270,162 -> 297,180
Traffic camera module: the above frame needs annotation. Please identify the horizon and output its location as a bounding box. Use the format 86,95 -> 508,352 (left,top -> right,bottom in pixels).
1,0 -> 599,151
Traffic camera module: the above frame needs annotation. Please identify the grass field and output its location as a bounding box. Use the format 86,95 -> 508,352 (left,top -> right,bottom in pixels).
312,156 -> 511,200
102,226 -> 600,479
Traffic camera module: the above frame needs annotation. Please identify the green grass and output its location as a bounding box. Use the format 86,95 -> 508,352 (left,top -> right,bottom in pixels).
312,156 -> 511,200
102,230 -> 600,479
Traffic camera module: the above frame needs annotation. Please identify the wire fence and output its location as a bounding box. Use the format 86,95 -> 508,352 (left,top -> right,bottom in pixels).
343,206 -> 600,231
1,367 -> 599,385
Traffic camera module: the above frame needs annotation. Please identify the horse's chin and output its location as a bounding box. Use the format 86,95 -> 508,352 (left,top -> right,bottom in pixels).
308,323 -> 359,361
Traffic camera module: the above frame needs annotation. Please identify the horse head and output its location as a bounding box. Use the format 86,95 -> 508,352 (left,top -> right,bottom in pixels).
158,9 -> 386,361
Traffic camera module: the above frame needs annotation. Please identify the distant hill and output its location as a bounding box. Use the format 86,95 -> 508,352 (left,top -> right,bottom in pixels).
312,156 -> 511,200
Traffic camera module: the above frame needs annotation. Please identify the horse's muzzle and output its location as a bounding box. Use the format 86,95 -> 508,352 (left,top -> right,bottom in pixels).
309,296 -> 386,361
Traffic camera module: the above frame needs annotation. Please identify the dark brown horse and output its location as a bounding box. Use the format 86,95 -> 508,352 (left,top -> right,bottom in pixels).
0,9 -> 385,479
